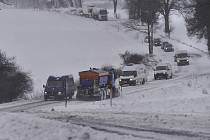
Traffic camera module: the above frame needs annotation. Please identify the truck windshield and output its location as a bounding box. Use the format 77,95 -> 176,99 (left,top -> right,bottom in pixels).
156,66 -> 167,70
47,81 -> 63,88
177,53 -> 188,58
166,44 -> 172,48
100,10 -> 107,15
122,71 -> 137,77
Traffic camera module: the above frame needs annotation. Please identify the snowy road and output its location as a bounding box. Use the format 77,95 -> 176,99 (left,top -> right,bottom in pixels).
41,111 -> 210,140
1,98 -> 209,140
0,100 -> 62,112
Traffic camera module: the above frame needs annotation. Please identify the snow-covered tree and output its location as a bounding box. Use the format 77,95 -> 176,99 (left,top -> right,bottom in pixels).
113,0 -> 118,18
126,0 -> 160,54
0,50 -> 33,103
185,0 -> 210,54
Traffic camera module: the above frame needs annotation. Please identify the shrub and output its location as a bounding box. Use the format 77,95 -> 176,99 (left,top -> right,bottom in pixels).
0,50 -> 33,103
120,51 -> 145,65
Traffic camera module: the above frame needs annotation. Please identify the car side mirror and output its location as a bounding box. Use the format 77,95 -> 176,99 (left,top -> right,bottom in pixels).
43,84 -> 46,88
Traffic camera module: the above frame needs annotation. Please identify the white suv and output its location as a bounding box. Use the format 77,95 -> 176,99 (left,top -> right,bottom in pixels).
154,63 -> 172,80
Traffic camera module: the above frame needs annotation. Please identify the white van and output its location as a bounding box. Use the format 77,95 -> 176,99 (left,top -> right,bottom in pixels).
119,64 -> 147,86
92,8 -> 108,21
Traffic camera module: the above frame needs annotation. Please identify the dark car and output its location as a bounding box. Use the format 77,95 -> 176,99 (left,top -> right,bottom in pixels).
164,44 -> 174,52
154,38 -> 161,46
43,75 -> 75,101
161,41 -> 170,49
174,50 -> 190,66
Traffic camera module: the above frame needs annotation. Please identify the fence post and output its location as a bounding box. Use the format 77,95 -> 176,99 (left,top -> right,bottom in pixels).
110,88 -> 112,107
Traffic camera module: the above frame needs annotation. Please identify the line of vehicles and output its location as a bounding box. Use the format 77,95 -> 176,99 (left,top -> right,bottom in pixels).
43,63 -> 148,101
145,36 -> 190,80
43,67 -> 119,101
71,5 -> 108,21
43,37 -> 191,101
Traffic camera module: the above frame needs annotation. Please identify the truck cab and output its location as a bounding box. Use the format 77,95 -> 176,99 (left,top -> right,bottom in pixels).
43,75 -> 75,101
154,63 -> 172,80
119,64 -> 147,86
83,5 -> 95,18
76,69 -> 110,101
174,50 -> 189,66
92,8 -> 108,21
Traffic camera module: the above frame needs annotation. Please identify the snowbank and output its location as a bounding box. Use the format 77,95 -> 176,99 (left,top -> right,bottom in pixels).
0,112 -> 140,140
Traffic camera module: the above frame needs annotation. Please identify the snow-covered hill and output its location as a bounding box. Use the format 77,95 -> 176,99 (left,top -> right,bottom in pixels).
0,9 -> 146,96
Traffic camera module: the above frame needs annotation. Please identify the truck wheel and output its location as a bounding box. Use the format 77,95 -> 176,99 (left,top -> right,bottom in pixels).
100,89 -> 104,100
95,94 -> 102,101
76,94 -> 80,100
154,75 -> 157,80
44,95 -> 47,101
102,89 -> 105,100
68,95 -> 72,100
142,79 -> 145,85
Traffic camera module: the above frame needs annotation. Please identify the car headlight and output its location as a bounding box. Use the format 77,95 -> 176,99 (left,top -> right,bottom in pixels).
186,60 -> 189,62
130,78 -> 134,81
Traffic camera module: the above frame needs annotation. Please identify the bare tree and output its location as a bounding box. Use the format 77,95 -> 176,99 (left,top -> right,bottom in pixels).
113,0 -> 117,18
68,0 -> 73,7
73,0 -> 82,8
185,0 -> 210,54
159,0 -> 181,37
126,0 -> 160,55
139,0 -> 160,55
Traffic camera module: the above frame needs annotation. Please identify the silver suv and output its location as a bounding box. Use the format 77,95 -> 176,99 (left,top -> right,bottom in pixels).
154,63 -> 172,80
174,50 -> 189,66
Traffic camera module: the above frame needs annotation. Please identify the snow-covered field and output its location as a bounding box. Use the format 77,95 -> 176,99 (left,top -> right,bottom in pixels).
1,3 -> 210,140
0,9 -> 145,96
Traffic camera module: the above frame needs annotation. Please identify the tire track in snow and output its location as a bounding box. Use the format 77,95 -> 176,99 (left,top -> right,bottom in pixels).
45,114 -> 210,140
0,100 -> 62,112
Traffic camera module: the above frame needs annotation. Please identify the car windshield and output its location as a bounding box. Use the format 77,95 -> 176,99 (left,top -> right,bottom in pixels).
177,53 -> 188,58
47,80 -> 63,88
166,44 -> 172,48
154,39 -> 160,42
156,66 -> 168,70
100,10 -> 107,14
122,71 -> 137,77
